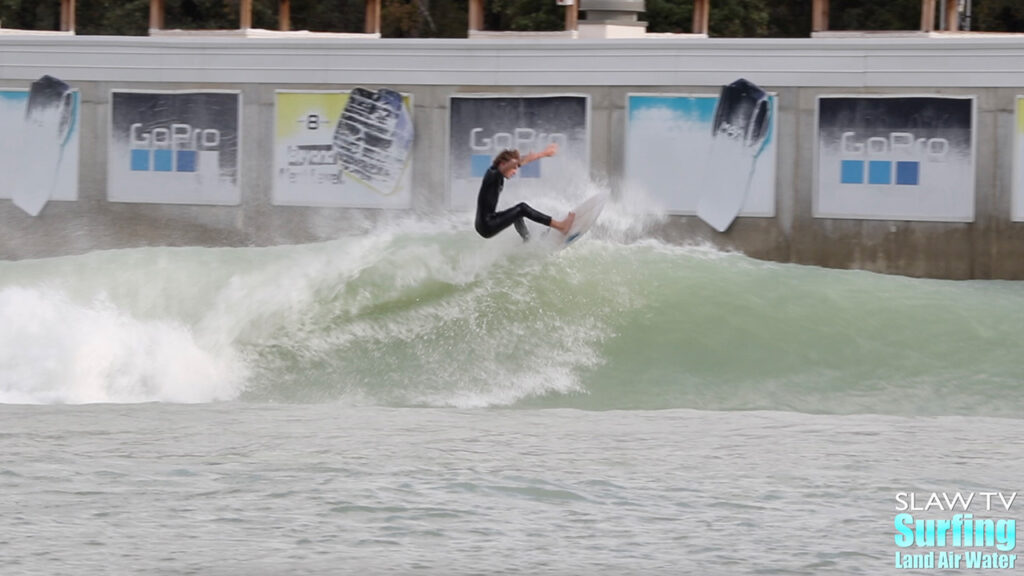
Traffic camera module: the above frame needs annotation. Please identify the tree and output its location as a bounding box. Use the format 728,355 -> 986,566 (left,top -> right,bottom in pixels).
828,0 -> 920,31
288,0 -> 366,33
485,0 -> 562,31
974,0 -> 1024,32
708,0 -> 770,37
644,0 -> 693,34
2,0 -> 1024,37
158,0 -> 279,30
765,0 -> 811,38
381,0 -> 466,37
382,0 -> 422,35
0,0 -> 60,30
77,0 -> 150,35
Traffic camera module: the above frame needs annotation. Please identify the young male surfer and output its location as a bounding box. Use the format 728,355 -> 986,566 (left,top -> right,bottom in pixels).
474,143 -> 574,242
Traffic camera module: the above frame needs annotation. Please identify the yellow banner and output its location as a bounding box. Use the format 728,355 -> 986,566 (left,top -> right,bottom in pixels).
273,89 -> 414,208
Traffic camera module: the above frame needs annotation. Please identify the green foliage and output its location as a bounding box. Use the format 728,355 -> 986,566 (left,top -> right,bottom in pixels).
382,0 -> 421,36
829,0 -> 920,31
0,0 -> 60,30
161,0 -> 278,30
485,0 -> 562,31
764,0 -> 810,38
974,0 -> 1024,32
430,0 -> 470,37
77,0 -> 150,35
381,0 -> 469,37
288,0 -> 365,33
0,0 -> 1022,38
644,0 -> 781,37
709,0 -> 770,37
644,0 -> 692,34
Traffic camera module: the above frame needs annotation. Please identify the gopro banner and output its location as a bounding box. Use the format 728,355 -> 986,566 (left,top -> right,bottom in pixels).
448,95 -> 589,211
624,93 -> 776,216
0,85 -> 80,207
108,90 -> 241,205
274,89 -> 414,208
816,96 -> 975,221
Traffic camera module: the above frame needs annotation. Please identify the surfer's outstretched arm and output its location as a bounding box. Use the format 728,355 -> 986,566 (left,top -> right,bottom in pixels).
517,143 -> 573,233
518,142 -> 558,167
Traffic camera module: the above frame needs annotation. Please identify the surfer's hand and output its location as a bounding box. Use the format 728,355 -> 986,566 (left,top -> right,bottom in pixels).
543,143 -> 558,158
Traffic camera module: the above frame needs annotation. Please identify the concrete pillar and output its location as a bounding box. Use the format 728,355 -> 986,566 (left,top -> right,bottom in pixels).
60,0 -> 76,32
812,0 -> 828,32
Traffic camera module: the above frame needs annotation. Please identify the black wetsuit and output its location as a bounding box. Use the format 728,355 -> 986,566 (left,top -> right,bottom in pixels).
474,166 -> 552,241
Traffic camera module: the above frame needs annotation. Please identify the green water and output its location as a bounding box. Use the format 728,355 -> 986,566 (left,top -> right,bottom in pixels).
2,220 -> 1022,417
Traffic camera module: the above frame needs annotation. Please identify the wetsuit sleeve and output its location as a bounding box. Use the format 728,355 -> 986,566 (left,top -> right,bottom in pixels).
476,167 -> 502,217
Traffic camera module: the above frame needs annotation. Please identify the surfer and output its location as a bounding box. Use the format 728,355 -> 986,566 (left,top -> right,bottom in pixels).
475,143 -> 574,242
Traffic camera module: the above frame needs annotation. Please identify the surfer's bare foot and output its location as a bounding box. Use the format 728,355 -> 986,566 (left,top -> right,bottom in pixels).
552,212 -> 575,235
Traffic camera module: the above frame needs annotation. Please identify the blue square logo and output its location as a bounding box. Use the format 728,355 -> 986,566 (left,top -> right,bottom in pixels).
896,161 -> 919,185
153,149 -> 173,172
130,149 -> 150,171
868,161 -> 892,185
519,162 -> 540,179
840,160 -> 863,184
177,150 -> 197,173
471,154 -> 491,178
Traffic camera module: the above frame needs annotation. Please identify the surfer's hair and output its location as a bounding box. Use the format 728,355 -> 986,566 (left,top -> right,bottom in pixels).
492,149 -> 520,168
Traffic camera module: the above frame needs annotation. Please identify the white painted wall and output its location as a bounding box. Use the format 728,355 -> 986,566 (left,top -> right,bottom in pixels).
2,35 -> 1024,87
2,34 -> 1024,278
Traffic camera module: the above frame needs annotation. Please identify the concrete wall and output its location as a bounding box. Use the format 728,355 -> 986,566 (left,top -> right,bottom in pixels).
2,34 -> 1024,278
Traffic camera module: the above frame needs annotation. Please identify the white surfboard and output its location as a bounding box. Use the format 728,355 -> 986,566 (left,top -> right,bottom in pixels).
696,78 -> 771,233
12,75 -> 75,217
560,192 -> 608,248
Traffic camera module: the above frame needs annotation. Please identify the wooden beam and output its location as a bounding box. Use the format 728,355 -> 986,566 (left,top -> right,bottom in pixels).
565,0 -> 581,31
921,0 -> 935,32
241,0 -> 253,29
60,0 -> 76,32
692,0 -> 709,35
564,0 -> 577,31
944,0 -> 959,31
812,0 -> 828,32
149,0 -> 165,30
280,0 -> 291,31
365,0 -> 381,34
468,0 -> 484,31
